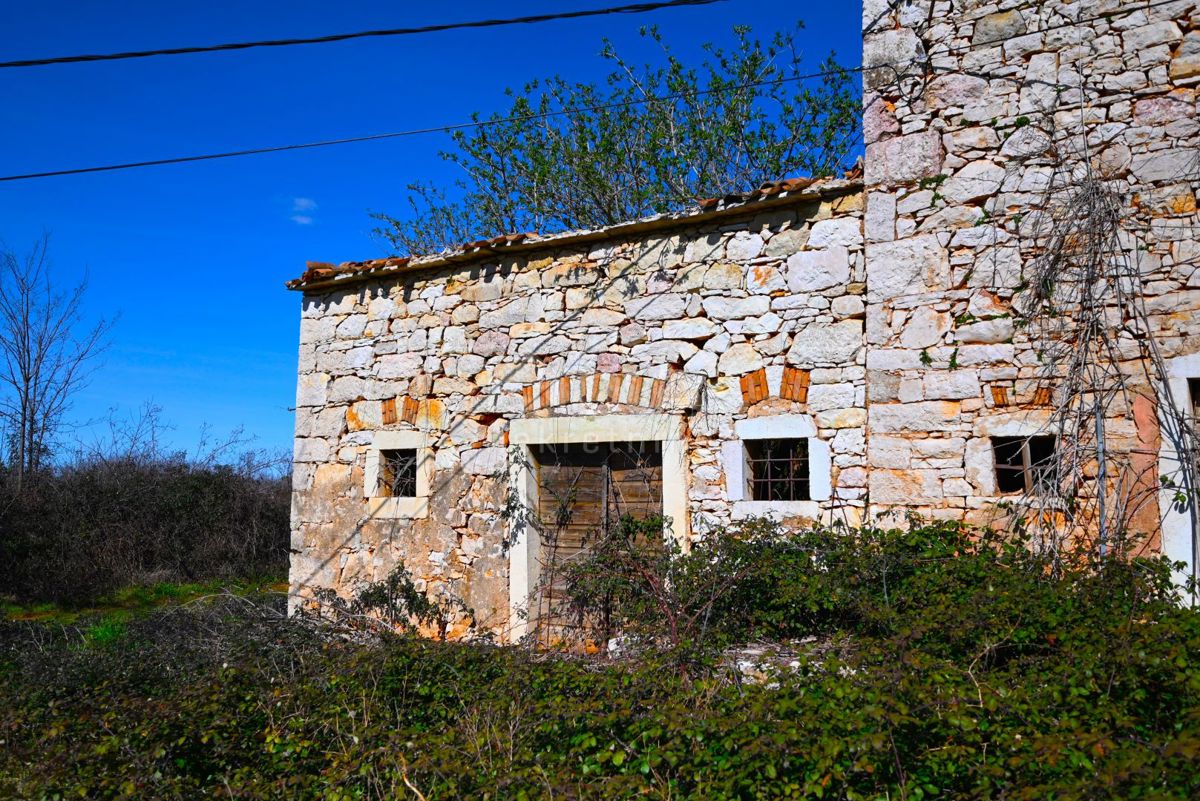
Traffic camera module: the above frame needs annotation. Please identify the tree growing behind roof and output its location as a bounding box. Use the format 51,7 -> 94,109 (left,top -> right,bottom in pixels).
372,23 -> 861,256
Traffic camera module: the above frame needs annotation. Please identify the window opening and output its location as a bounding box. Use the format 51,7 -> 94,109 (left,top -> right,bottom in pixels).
745,438 -> 810,501
991,436 -> 1056,494
379,449 -> 417,498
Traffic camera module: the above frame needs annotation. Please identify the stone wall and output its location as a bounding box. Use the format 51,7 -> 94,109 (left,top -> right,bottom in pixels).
862,0 -> 1200,558
289,184 -> 866,639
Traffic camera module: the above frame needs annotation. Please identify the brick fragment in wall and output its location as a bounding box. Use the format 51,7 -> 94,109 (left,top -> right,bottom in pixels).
990,386 -> 1009,407
381,398 -> 398,426
740,368 -> 769,407
780,367 -> 811,403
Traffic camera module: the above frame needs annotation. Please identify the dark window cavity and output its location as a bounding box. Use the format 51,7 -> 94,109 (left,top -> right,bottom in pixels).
991,436 -> 1056,494
380,449 -> 418,498
746,438 -> 810,502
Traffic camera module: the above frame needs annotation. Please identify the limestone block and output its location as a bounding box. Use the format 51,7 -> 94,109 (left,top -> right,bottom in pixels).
763,227 -> 809,258
746,263 -> 787,294
815,407 -> 866,429
964,437 -> 997,494
449,419 -> 487,446
955,344 -> 1016,366
807,383 -> 856,412
870,401 -> 960,433
684,349 -> 718,377
461,280 -> 502,303
786,246 -> 851,292
870,469 -> 942,504
468,393 -> 525,415
630,340 -> 700,363
868,436 -> 911,469
785,319 -> 863,365
479,297 -> 533,328
865,130 -> 945,185
832,296 -> 865,318
542,263 -> 598,288
808,218 -> 862,248
703,262 -> 744,290
1131,149 -> 1195,183
925,74 -> 988,109
663,373 -> 704,411
431,377 -> 475,397
867,370 -> 900,402
377,353 -> 423,379
520,334 -> 573,357
717,342 -> 763,375
457,354 -> 486,377
899,307 -> 950,349
296,373 -> 330,407
1123,20 -> 1181,51
461,447 -> 507,476
863,91 -> 900,144
294,437 -> 331,463
346,400 -> 381,432
945,127 -> 1000,152
866,236 -> 951,302
957,318 -> 1013,344
441,326 -> 470,354
922,370 -> 981,400
941,161 -> 1005,204
726,232 -> 765,261
626,293 -> 688,321
1170,32 -> 1200,81
973,10 -> 1026,45
473,331 -> 510,358
663,318 -> 720,340
510,322 -> 551,339
703,296 -> 771,320
734,312 -> 782,335
620,323 -> 647,345
863,29 -> 925,90
865,192 -> 896,243
364,296 -> 398,316
582,308 -> 625,327
451,304 -> 479,324
702,376 -> 743,413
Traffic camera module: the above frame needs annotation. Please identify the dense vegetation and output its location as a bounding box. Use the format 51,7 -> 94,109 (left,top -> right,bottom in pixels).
0,446 -> 290,606
3,522 -> 1197,799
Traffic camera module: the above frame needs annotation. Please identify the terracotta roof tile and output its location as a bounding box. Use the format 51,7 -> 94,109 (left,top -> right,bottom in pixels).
287,169 -> 862,290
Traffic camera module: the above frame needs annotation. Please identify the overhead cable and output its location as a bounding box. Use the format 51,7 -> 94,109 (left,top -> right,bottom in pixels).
0,0 -> 725,69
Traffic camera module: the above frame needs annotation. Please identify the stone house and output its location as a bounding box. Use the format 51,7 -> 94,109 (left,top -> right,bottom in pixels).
288,0 -> 1200,638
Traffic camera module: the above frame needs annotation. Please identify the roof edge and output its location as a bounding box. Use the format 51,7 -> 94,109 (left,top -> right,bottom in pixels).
287,176 -> 863,293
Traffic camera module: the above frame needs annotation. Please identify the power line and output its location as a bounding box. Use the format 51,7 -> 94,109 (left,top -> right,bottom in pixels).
0,66 -> 863,183
0,0 -> 725,70
0,0 -> 1176,183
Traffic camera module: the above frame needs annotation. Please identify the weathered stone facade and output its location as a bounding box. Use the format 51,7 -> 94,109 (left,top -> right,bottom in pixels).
290,0 -> 1200,636
289,180 -> 869,638
861,0 -> 1200,574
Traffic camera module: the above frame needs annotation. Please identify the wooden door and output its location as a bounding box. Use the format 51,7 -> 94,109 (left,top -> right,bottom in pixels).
531,441 -> 662,647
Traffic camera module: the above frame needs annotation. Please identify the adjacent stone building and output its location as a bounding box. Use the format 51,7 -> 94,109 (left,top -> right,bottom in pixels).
288,0 -> 1200,638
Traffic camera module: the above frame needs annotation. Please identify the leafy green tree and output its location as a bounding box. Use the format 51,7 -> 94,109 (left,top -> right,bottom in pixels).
373,23 -> 860,256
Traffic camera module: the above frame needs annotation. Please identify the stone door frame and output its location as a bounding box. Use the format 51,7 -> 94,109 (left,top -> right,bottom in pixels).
506,413 -> 688,642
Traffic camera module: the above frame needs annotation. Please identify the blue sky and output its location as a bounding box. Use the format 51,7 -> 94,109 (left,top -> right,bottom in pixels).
0,0 -> 863,457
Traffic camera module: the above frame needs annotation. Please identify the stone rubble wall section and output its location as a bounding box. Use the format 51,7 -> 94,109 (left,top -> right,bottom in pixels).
862,0 -> 1200,532
290,192 -> 866,636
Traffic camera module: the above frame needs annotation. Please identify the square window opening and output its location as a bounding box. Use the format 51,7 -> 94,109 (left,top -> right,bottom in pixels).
991,436 -> 1056,494
379,448 -> 417,498
745,438 -> 810,502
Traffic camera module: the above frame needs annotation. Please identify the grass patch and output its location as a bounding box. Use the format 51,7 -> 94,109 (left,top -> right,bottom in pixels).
1,576 -> 286,625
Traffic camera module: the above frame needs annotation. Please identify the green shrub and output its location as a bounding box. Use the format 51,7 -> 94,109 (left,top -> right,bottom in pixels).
2,522 -> 1198,800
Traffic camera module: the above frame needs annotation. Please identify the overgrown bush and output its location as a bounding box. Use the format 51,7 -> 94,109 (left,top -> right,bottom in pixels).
0,446 -> 290,605
3,522 -> 1198,799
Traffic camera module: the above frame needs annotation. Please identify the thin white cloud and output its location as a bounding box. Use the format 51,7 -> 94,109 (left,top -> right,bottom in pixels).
289,197 -> 317,225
